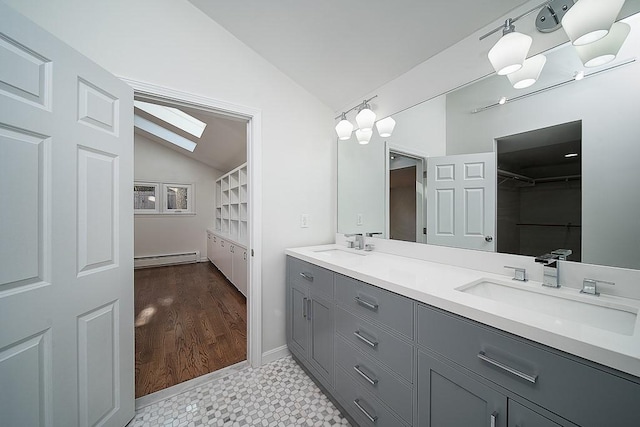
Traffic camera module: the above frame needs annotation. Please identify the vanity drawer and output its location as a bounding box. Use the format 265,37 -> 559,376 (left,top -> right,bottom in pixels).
335,274 -> 414,338
417,304 -> 640,427
336,307 -> 413,383
335,335 -> 413,424
287,256 -> 334,298
335,365 -> 409,427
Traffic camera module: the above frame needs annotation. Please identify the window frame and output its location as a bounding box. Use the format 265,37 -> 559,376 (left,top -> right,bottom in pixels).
133,182 -> 160,214
162,183 -> 194,214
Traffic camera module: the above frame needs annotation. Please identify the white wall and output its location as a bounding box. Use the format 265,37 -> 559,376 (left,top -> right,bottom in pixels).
134,134 -> 221,261
3,0 -> 337,356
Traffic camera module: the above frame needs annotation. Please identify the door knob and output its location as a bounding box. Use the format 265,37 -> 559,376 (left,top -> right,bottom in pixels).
485,236 -> 493,242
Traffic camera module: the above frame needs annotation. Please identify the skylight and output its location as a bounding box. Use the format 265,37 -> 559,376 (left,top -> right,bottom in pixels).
134,100 -> 207,138
134,115 -> 197,152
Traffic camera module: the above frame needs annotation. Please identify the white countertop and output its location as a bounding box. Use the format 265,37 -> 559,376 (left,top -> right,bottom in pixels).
285,244 -> 640,378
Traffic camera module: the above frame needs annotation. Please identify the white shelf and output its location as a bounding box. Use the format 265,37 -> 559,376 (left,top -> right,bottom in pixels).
215,162 -> 248,245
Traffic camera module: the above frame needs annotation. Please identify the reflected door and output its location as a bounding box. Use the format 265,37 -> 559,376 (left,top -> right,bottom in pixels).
426,153 -> 496,251
0,4 -> 135,426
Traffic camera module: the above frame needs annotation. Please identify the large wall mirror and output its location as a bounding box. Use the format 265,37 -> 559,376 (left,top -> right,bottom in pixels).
338,11 -> 640,270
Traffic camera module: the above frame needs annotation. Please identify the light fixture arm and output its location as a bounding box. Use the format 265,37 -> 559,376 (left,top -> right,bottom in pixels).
334,95 -> 378,120
479,0 -> 554,40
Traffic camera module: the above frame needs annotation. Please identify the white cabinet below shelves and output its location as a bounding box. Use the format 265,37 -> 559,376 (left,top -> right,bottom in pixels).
207,230 -> 247,297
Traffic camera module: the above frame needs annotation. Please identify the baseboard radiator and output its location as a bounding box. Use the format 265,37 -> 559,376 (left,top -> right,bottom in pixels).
134,251 -> 200,269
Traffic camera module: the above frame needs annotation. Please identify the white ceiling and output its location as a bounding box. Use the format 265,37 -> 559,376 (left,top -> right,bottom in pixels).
189,0 -> 531,111
135,101 -> 247,173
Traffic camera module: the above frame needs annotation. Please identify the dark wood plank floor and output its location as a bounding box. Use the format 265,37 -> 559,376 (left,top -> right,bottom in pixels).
134,262 -> 247,398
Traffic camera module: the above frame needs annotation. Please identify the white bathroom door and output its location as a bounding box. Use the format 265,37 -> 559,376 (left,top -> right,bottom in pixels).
426,153 -> 496,251
0,4 -> 134,427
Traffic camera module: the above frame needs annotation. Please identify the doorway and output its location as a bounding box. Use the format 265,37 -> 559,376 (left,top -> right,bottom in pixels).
496,121 -> 582,261
386,148 -> 426,243
126,81 -> 263,401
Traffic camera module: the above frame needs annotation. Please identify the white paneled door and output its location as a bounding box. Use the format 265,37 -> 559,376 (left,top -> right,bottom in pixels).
426,153 -> 496,252
0,4 -> 134,427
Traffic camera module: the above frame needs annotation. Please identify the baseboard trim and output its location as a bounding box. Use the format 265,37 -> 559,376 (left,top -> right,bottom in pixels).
261,345 -> 290,365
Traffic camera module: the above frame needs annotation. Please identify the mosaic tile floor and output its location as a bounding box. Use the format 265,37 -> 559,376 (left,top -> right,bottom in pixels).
129,356 -> 351,426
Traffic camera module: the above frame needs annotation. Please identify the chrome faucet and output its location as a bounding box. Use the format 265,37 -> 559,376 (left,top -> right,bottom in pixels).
535,253 -> 561,288
581,278 -> 615,296
345,233 -> 364,250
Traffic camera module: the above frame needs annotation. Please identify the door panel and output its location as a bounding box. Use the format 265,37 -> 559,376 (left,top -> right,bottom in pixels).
309,296 -> 334,384
418,350 -> 506,427
289,282 -> 309,358
427,152 -> 496,251
0,4 -> 134,426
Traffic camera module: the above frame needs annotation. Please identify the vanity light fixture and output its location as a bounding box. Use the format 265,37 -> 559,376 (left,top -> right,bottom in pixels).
334,95 -> 398,141
507,54 -> 547,89
356,128 -> 373,145
487,19 -> 533,75
355,100 -> 376,131
561,0 -> 626,46
575,22 -> 631,67
335,113 -> 354,140
375,116 -> 396,138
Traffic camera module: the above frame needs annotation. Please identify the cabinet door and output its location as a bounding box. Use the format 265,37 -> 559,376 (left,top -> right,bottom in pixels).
232,246 -> 247,297
219,239 -> 232,279
207,232 -> 214,262
309,295 -> 334,385
288,281 -> 309,359
418,350 -> 506,427
509,401 -> 563,427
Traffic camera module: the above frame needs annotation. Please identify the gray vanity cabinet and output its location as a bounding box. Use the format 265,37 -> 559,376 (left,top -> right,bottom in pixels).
418,350 -> 507,427
286,256 -> 334,387
508,401 -> 562,427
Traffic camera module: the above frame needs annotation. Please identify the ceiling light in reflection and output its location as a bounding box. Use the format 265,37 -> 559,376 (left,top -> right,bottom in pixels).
135,306 -> 157,327
565,153 -> 579,158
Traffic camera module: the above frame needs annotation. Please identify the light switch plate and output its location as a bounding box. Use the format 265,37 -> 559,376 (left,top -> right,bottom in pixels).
300,214 -> 309,228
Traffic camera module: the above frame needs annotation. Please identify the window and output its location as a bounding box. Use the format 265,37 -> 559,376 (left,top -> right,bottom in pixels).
134,183 -> 159,213
164,183 -> 193,213
134,181 -> 194,215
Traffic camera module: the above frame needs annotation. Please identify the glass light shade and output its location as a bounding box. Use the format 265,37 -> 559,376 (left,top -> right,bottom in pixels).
561,0 -> 625,46
335,118 -> 354,140
507,54 -> 547,89
375,116 -> 396,137
575,22 -> 630,67
356,128 -> 373,145
355,107 -> 376,131
488,31 -> 533,75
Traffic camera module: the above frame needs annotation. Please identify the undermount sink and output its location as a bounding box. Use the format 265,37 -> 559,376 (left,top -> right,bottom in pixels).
312,248 -> 368,258
457,279 -> 638,336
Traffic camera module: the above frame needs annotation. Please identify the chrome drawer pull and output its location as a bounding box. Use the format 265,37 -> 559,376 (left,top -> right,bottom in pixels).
490,411 -> 498,427
478,351 -> 537,384
353,398 -> 378,423
354,296 -> 379,311
354,365 -> 379,386
302,297 -> 307,319
354,331 -> 378,348
299,272 -> 314,282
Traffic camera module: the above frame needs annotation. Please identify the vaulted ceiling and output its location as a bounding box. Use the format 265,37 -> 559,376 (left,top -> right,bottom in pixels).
189,0 -> 532,110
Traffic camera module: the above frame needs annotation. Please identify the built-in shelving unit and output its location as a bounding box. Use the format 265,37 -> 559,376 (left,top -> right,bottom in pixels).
215,162 -> 248,245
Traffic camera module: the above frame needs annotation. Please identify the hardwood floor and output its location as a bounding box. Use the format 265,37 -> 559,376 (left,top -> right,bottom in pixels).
134,262 -> 247,398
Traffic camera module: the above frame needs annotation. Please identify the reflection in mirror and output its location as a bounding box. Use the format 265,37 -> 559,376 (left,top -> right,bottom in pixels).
496,121 -> 582,261
338,12 -> 640,270
388,151 -> 425,243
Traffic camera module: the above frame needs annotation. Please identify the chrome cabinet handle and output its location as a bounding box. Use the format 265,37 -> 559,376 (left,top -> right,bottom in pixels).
354,296 -> 378,311
299,272 -> 314,282
302,297 -> 307,319
491,411 -> 498,427
353,399 -> 378,423
354,365 -> 378,385
478,351 -> 537,384
354,330 -> 378,348
307,298 -> 312,321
